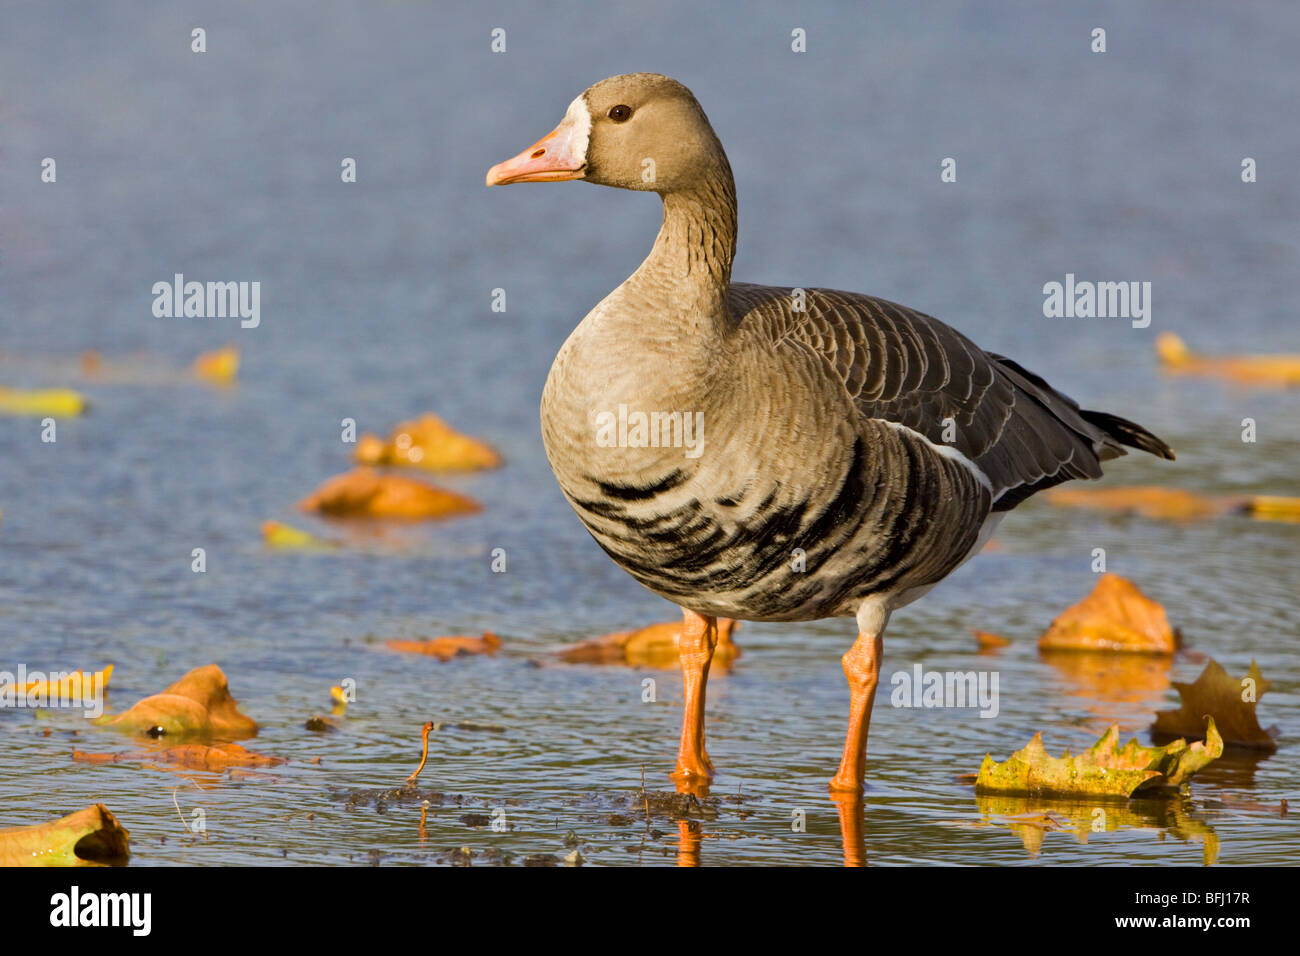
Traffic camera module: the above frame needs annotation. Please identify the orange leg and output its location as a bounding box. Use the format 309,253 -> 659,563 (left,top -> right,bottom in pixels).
669,608 -> 718,784
828,626 -> 885,794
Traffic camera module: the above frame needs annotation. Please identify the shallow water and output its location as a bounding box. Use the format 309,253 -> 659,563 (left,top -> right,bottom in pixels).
1,0 -> 1296,866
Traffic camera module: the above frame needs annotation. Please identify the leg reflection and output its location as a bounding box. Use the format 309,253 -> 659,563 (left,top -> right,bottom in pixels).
672,776 -> 710,867
829,791 -> 867,867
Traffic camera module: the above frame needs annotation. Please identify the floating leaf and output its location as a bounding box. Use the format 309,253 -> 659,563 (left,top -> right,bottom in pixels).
1038,574 -> 1178,654
192,345 -> 239,385
298,468 -> 480,520
1046,485 -> 1244,521
0,804 -> 129,866
385,632 -> 502,661
355,413 -> 501,471
556,619 -> 740,669
1151,659 -> 1279,752
12,665 -> 114,702
0,387 -> 86,417
1157,331 -> 1300,387
974,630 -> 1010,651
261,520 -> 337,550
95,665 -> 258,739
975,718 -> 1222,798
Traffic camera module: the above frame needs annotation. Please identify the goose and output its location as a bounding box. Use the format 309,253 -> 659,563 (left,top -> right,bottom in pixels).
486,73 -> 1174,795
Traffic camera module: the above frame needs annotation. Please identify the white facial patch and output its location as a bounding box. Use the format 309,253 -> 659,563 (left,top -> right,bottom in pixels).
562,94 -> 592,164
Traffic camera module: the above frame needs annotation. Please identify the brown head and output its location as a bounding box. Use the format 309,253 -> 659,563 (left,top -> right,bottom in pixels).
486,73 -> 731,196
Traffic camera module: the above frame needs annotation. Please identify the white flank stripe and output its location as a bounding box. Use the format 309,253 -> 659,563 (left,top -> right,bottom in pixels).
880,420 -> 995,498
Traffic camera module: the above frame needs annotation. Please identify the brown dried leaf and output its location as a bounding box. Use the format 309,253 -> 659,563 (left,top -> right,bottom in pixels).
1151,659 -> 1279,752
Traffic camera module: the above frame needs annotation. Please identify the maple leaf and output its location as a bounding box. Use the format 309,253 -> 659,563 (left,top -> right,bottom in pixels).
1151,659 -> 1279,752
975,718 -> 1222,798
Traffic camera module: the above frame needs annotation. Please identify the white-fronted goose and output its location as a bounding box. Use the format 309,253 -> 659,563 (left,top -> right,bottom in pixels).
487,73 -> 1174,795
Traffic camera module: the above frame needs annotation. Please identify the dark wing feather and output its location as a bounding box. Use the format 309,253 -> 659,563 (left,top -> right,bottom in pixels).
729,283 -> 1172,510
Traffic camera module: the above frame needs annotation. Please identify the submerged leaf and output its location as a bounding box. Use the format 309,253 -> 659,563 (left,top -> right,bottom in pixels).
1151,659 -> 1279,751
298,468 -> 481,520
1038,574 -> 1178,654
94,664 -> 258,740
385,632 -> 502,661
557,619 -> 740,669
0,804 -> 130,866
975,718 -> 1222,798
73,743 -> 286,771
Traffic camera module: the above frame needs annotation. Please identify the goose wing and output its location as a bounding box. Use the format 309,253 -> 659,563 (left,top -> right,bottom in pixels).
729,283 -> 1172,510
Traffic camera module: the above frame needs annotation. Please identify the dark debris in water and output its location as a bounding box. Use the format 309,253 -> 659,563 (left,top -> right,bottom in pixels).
331,782 -> 448,811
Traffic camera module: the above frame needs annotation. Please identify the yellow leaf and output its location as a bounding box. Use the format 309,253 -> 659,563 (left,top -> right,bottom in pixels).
18,664 -> 114,700
261,520 -> 337,550
0,387 -> 87,417
0,804 -> 130,866
975,718 -> 1222,798
192,346 -> 239,385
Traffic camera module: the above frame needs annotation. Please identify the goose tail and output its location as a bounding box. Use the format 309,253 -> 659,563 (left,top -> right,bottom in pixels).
1079,409 -> 1176,461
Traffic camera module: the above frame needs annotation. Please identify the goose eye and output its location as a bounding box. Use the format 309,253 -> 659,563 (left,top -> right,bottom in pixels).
607,104 -> 632,122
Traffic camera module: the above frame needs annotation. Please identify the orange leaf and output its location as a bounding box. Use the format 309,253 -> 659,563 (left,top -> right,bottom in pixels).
1156,331 -> 1300,387
192,345 -> 239,385
94,664 -> 258,739
298,467 -> 480,520
1045,485 -> 1244,521
355,413 -> 501,471
557,619 -> 740,669
1038,574 -> 1178,654
385,632 -> 502,661
974,631 -> 1011,651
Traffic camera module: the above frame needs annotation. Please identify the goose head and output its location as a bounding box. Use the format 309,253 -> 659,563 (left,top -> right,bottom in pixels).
485,73 -> 728,194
